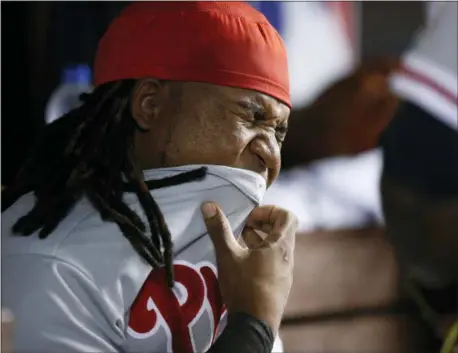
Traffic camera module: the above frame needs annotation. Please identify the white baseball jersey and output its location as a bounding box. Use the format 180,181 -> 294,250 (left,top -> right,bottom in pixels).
2,165 -> 285,353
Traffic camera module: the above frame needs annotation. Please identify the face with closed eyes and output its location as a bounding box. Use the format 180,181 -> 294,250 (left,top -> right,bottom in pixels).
131,79 -> 290,187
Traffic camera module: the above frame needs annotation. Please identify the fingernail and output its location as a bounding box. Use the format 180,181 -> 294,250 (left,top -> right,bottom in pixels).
201,202 -> 217,219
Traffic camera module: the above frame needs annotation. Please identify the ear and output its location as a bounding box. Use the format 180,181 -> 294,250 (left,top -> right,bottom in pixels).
130,78 -> 167,131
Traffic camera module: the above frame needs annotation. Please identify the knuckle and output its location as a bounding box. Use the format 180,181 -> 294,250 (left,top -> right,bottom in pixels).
274,206 -> 290,222
282,209 -> 298,228
269,230 -> 283,242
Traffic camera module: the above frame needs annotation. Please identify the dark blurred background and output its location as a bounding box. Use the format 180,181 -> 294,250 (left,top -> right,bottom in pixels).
1,1 -> 423,186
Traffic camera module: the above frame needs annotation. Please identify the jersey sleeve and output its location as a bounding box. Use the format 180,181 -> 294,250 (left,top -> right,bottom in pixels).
2,255 -> 125,352
390,2 -> 457,130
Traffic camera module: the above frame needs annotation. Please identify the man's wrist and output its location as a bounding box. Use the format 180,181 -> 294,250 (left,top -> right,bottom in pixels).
206,311 -> 275,353
227,312 -> 275,339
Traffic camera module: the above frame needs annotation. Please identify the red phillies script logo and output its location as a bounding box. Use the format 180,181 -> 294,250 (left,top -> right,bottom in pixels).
128,261 -> 226,353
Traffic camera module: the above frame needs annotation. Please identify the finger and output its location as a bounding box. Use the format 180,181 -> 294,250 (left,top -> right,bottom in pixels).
242,227 -> 266,248
243,222 -> 273,234
266,209 -> 297,247
246,206 -> 297,244
201,202 -> 242,259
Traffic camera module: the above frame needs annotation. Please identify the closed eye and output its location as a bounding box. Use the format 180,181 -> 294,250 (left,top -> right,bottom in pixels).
237,101 -> 288,142
275,125 -> 288,143
276,125 -> 288,134
252,109 -> 267,121
253,111 -> 288,141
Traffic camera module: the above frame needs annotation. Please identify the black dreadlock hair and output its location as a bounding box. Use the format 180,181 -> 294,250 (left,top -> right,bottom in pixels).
2,79 -> 207,287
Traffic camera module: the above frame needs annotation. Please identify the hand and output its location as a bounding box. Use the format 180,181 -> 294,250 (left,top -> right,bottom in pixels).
282,57 -> 401,168
201,203 -> 297,335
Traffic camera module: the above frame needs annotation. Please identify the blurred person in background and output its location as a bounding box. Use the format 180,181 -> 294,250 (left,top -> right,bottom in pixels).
381,2 -> 458,350
383,0 -> 457,292
2,2 -> 298,352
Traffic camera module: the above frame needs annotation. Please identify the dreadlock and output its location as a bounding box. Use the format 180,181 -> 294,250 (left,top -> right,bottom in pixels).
2,79 -> 207,287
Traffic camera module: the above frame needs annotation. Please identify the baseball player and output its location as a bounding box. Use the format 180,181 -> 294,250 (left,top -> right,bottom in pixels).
1,2 -> 297,353
382,1 -> 457,295
381,3 -> 457,351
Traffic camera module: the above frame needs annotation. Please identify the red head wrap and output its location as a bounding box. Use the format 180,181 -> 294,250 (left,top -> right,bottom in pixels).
94,1 -> 290,108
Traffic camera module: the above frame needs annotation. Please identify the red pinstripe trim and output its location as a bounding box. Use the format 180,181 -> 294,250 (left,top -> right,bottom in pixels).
400,65 -> 458,106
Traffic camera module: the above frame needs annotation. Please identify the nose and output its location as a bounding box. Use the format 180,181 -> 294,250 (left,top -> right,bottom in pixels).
250,135 -> 281,185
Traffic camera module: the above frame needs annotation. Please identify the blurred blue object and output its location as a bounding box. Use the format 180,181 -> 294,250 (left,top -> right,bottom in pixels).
45,64 -> 93,124
61,64 -> 92,86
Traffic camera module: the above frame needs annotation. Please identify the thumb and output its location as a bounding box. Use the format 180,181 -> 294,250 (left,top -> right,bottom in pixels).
201,202 -> 241,260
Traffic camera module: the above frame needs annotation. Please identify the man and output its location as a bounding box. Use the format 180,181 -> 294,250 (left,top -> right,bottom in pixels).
382,1 -> 457,287
1,2 -> 297,352
380,2 -> 457,350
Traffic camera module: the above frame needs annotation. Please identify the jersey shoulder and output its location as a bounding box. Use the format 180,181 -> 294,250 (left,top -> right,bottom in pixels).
390,3 -> 457,130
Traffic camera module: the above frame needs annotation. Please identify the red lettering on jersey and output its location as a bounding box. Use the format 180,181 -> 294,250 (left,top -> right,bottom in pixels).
128,261 -> 224,353
200,265 -> 226,341
128,268 -> 185,351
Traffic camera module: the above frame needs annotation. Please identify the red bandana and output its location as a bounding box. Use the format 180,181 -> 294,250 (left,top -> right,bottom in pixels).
94,1 -> 290,108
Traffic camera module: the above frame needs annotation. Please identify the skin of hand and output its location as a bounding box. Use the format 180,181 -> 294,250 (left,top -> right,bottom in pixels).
201,202 -> 298,335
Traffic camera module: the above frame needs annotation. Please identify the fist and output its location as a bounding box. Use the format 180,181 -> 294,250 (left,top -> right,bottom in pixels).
201,202 -> 298,334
